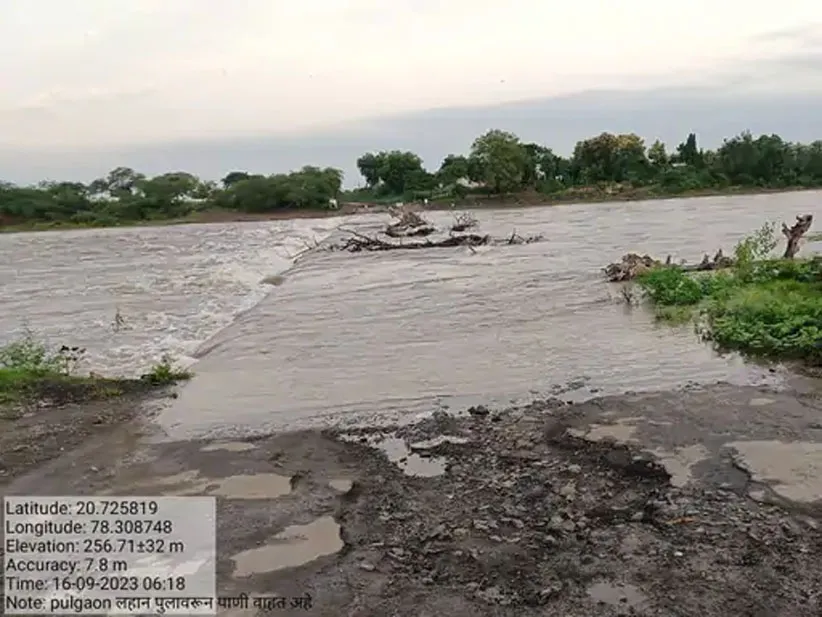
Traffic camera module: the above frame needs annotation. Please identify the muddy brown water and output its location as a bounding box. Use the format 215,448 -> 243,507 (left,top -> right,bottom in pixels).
1,191 -> 821,440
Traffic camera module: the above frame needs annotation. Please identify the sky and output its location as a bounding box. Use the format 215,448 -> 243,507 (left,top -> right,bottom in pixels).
1,0 -> 821,151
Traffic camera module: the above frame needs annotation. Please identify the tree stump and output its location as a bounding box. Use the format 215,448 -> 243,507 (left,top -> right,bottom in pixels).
782,214 -> 813,259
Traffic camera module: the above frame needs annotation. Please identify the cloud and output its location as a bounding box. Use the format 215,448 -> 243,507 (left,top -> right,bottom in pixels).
1,2 -> 822,150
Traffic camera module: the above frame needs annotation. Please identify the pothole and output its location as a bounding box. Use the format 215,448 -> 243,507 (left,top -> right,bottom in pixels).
200,441 -> 257,453
726,440 -> 822,503
231,516 -> 343,577
341,433 -> 447,477
113,470 -> 293,499
587,581 -> 649,609
329,479 -> 354,493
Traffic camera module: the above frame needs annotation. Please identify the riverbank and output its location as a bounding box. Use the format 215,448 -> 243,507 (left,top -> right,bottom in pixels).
2,379 -> 821,615
2,185 -> 819,234
0,336 -> 191,480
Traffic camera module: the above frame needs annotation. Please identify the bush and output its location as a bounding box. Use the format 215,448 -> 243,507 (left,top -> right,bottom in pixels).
636,268 -> 706,306
140,354 -> 192,385
0,332 -> 84,375
704,280 -> 822,363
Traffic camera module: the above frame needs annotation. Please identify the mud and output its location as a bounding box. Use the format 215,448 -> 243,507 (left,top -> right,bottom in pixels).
2,382 -> 822,616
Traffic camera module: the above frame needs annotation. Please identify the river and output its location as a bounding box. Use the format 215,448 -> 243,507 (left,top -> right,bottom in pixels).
2,191 -> 820,439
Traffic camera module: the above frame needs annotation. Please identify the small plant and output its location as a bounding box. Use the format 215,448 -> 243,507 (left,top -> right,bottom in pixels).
113,307 -> 126,332
619,284 -> 638,306
734,222 -> 777,282
636,268 -> 705,306
55,345 -> 87,376
140,354 -> 192,386
0,331 -> 84,375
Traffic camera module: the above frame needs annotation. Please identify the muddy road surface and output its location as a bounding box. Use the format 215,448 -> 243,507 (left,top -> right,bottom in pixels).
2,381 -> 822,616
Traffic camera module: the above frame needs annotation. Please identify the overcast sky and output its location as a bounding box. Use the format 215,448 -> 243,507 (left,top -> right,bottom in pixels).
1,0 -> 821,151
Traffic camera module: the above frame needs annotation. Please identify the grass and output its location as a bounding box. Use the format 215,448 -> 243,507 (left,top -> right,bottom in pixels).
0,332 -> 192,411
632,223 -> 822,365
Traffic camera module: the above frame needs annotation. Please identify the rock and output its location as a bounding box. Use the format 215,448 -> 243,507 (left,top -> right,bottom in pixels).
468,405 -> 490,417
559,482 -> 577,499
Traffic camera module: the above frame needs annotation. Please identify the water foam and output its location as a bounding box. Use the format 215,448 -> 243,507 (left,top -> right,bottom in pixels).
0,217 -> 345,377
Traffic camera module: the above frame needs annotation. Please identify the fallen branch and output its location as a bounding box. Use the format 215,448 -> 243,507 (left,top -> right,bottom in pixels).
604,249 -> 734,282
334,233 -> 491,252
385,206 -> 436,237
450,212 -> 478,233
505,231 -> 545,245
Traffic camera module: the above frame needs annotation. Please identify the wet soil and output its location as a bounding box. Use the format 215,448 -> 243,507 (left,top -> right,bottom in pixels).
2,381 -> 822,616
0,379 -> 170,487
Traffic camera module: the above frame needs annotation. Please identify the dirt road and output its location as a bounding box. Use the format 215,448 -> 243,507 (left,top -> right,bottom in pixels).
2,381 -> 822,616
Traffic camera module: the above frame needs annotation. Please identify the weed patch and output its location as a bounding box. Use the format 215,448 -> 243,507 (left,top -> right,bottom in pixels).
633,224 -> 822,364
0,333 -> 192,413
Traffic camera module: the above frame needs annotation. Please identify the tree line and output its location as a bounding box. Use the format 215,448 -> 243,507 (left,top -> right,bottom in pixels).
2,129 -> 822,227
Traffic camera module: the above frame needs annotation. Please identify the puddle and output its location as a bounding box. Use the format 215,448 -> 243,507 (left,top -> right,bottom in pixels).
378,436 -> 446,477
329,479 -> 354,493
340,433 -> 447,477
200,441 -> 257,452
208,473 -> 292,499
231,516 -> 343,577
587,581 -> 648,609
114,470 -> 293,499
409,435 -> 470,450
569,417 -> 641,443
726,440 -> 822,503
651,444 -> 711,487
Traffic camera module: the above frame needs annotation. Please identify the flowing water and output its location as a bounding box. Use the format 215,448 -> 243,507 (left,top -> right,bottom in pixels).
2,191 -> 820,439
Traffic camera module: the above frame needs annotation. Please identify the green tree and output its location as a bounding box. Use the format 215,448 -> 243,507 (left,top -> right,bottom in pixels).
222,171 -> 251,188
90,167 -> 145,200
469,130 -> 529,193
137,172 -> 200,217
356,153 -> 382,188
436,155 -> 470,185
648,140 -> 669,169
675,133 -> 702,167
571,133 -> 649,183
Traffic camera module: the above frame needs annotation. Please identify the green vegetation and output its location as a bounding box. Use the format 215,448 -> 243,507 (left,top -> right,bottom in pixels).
2,129 -> 822,230
0,332 -> 191,413
634,225 -> 822,365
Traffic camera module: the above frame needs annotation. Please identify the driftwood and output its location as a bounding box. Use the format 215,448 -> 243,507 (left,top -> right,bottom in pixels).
385,207 -> 436,238
330,207 -> 546,253
337,232 -> 490,252
451,212 -> 478,233
604,249 -> 734,282
605,213 -> 814,281
782,214 -> 813,259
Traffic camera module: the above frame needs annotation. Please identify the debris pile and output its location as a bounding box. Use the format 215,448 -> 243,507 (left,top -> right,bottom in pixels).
604,213 -> 814,281
330,207 -> 545,253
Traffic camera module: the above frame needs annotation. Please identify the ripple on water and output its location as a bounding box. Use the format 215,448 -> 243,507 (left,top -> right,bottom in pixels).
3,192 -> 820,436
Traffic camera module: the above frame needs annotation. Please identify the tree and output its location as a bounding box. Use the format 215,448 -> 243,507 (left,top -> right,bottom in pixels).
222,171 -> 251,188
137,172 -> 201,216
436,155 -> 471,185
522,143 -> 562,188
571,133 -> 649,183
676,133 -> 702,167
215,166 -> 344,212
356,150 -> 428,195
356,153 -> 381,188
89,167 -> 145,200
648,140 -> 669,169
469,130 -> 529,193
